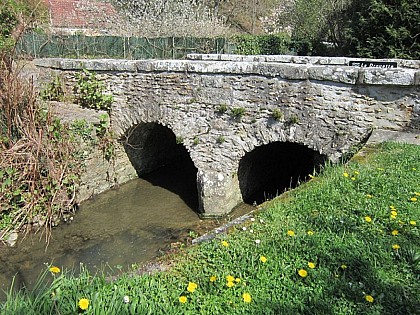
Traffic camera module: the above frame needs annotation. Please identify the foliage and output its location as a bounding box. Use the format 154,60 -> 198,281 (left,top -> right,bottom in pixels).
271,108 -> 283,121
2,142 -> 419,314
111,0 -> 230,38
216,135 -> 225,144
95,113 -> 116,162
74,69 -> 113,111
263,0 -> 351,55
39,75 -> 65,101
216,104 -> 228,114
0,1 -> 82,243
233,34 -> 291,55
230,107 -> 246,119
340,0 -> 420,59
0,0 -> 47,60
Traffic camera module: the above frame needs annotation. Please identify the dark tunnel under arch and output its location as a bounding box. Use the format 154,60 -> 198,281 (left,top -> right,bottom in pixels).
238,142 -> 327,205
122,122 -> 199,212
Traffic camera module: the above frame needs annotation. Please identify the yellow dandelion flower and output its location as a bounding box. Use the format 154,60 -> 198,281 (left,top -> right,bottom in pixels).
308,262 -> 316,269
343,172 -> 349,178
354,171 -> 360,175
226,275 -> 235,282
410,197 -> 417,202
341,264 -> 347,270
235,278 -> 241,283
308,174 -> 315,179
298,269 -> 308,278
377,168 -> 384,171
210,276 -> 217,282
365,295 -> 374,303
364,216 -> 372,223
179,296 -> 187,303
242,292 -> 252,303
409,220 -> 417,226
391,230 -> 399,236
392,244 -> 400,250
287,230 -> 295,236
187,282 -> 198,293
390,215 -> 397,219
49,266 -> 60,274
414,192 -> 420,196
221,240 -> 229,247
389,205 -> 396,210
260,256 -> 267,263
351,177 -> 356,181
78,298 -> 89,310
307,230 -> 314,235
366,194 -> 373,198
391,210 -> 397,216
226,281 -> 235,288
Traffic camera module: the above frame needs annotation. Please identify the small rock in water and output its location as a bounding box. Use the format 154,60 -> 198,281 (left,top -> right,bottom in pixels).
7,232 -> 18,247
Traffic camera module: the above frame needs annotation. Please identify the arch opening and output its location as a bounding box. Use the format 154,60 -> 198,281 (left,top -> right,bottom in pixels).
122,123 -> 199,212
238,142 -> 326,205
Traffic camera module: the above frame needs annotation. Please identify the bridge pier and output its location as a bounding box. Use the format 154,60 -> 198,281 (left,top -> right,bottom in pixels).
197,170 -> 242,218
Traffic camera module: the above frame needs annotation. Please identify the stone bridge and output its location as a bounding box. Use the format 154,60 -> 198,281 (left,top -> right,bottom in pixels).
35,54 -> 420,217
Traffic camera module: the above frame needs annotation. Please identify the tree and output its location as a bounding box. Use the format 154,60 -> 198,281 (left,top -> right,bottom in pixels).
262,0 -> 351,54
111,0 -> 230,37
341,0 -> 420,59
0,0 -> 46,67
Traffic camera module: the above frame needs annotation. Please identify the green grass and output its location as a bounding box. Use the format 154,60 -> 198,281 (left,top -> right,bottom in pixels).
1,142 -> 419,314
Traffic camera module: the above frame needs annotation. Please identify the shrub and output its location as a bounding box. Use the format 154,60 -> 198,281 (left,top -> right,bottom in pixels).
40,75 -> 65,101
74,69 -> 113,111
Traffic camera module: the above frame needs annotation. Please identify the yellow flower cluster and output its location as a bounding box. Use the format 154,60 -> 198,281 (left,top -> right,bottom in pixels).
187,282 -> 198,293
179,281 -> 198,304
343,171 -> 358,180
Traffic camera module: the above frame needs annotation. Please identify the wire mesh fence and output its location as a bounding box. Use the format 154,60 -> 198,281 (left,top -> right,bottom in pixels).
17,33 -> 234,59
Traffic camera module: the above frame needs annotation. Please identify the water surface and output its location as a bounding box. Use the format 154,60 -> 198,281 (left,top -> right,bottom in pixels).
0,165 -> 253,298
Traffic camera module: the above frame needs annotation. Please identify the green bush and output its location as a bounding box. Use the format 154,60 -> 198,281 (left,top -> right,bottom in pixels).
233,34 -> 292,55
341,0 -> 420,59
74,69 -> 113,111
40,75 -> 65,101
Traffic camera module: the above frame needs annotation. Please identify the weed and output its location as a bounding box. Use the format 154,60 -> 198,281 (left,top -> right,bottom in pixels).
217,104 -> 228,114
39,75 -> 65,101
74,69 -> 113,111
288,114 -> 299,125
230,107 -> 246,119
95,114 -> 116,162
176,136 -> 184,144
216,135 -> 225,144
193,136 -> 199,145
271,108 -> 284,121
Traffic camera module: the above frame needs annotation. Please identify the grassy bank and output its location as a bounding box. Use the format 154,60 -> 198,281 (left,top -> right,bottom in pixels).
1,142 -> 419,315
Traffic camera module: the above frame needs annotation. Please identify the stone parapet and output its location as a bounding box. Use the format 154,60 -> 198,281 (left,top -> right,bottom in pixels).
34,55 -> 420,86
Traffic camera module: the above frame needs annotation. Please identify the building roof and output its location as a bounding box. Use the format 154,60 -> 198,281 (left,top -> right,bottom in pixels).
43,0 -> 118,30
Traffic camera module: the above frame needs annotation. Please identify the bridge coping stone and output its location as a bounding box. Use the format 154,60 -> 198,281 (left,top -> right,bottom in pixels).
34,54 -> 420,86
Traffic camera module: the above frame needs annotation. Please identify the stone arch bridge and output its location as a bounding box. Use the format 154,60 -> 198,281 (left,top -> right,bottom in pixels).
35,54 -> 420,217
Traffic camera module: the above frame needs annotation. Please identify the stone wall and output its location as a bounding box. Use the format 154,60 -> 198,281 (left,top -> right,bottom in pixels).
34,55 -> 420,216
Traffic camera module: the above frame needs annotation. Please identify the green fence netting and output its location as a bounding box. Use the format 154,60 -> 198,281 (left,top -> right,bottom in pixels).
17,33 -> 234,59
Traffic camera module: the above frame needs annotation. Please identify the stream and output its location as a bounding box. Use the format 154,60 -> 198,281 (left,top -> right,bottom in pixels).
0,164 -> 253,299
